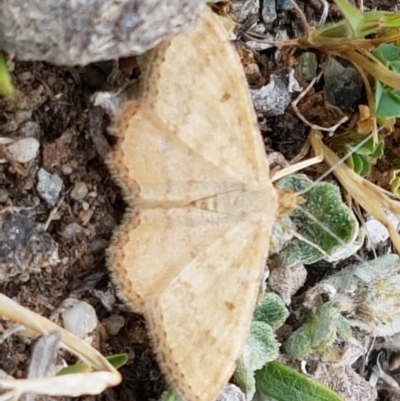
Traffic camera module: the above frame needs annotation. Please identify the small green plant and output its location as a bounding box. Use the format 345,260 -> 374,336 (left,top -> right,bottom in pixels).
161,291 -> 344,401
255,361 -> 343,401
320,253 -> 400,333
57,353 -> 128,376
234,293 -> 288,400
271,174 -> 361,266
284,254 -> 400,364
234,293 -> 345,401
0,56 -> 14,98
275,0 -> 400,132
285,301 -> 351,360
310,129 -> 400,254
331,131 -> 384,176
372,43 -> 400,123
308,0 -> 400,118
390,169 -> 400,196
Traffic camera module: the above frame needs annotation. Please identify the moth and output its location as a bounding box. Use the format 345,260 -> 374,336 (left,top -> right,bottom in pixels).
107,6 -> 278,401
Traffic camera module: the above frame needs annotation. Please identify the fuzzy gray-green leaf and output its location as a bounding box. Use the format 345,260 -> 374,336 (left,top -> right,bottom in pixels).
276,174 -> 359,266
253,293 -> 289,330
234,322 -> 279,399
285,323 -> 312,359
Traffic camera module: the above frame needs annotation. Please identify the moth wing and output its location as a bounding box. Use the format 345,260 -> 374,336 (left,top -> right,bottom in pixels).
138,7 -> 270,186
108,104 -> 255,204
144,210 -> 272,401
108,203 -> 273,312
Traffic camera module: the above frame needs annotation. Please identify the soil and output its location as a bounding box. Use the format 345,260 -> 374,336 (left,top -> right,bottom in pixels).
0,1 -> 399,401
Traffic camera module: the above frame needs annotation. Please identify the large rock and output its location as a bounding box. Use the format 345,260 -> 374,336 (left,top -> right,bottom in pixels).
0,0 -> 206,65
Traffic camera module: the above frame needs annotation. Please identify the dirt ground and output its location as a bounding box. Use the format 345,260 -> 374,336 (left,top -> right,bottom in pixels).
0,1 -> 400,401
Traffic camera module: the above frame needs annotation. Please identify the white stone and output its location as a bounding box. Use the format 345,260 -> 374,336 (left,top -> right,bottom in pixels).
62,300 -> 98,338
8,137 -> 39,163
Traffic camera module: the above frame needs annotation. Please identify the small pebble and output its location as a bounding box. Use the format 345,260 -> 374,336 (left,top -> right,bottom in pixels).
324,57 -> 362,111
70,181 -> 88,201
104,213 -> 117,230
298,52 -> 318,81
365,211 -> 399,249
62,222 -> 84,239
103,315 -> 125,336
50,211 -> 61,221
4,120 -> 18,134
277,0 -> 294,10
20,121 -> 41,137
36,168 -> 63,206
365,219 -> 390,248
87,191 -> 97,198
17,71 -> 33,82
62,300 -> 98,338
262,0 -> 277,24
216,384 -> 245,401
14,110 -> 32,124
61,164 -> 73,175
90,238 -> 108,253
0,189 -> 8,203
8,137 -> 40,163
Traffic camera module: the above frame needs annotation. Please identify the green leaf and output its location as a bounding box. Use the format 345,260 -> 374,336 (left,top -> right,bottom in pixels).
56,362 -> 92,376
374,79 -> 384,112
246,322 -> 280,371
336,316 -> 352,341
309,302 -> 341,349
285,323 -> 312,359
359,155 -> 371,176
254,293 -> 289,330
159,389 -> 182,401
349,154 -> 363,175
312,20 -> 351,41
276,175 -> 359,266
0,57 -> 14,98
255,361 -> 344,401
346,154 -> 355,171
370,141 -> 384,158
286,302 -> 344,359
349,154 -> 370,176
391,176 -> 400,197
373,43 -> 400,65
106,353 -> 129,369
355,138 -> 375,155
382,13 -> 400,28
234,322 -> 280,399
375,86 -> 400,118
56,353 -> 128,376
333,0 -> 363,37
321,254 -> 400,329
332,131 -> 383,173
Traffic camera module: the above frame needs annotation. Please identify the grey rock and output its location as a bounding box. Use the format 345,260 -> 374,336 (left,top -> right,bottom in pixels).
0,0 -> 207,66
62,222 -> 84,239
70,181 -> 88,201
0,189 -> 8,203
61,164 -> 73,175
298,52 -> 318,81
8,137 -> 40,163
0,212 -> 58,281
36,168 -> 63,206
323,57 -> 363,111
277,0 -> 294,11
262,0 -> 277,24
